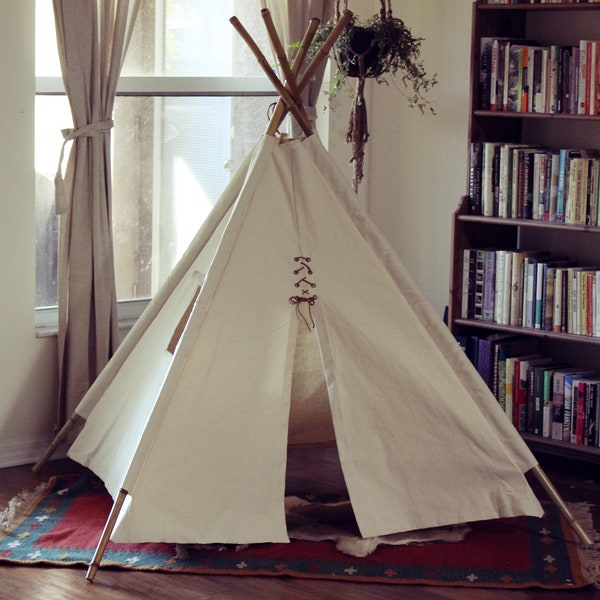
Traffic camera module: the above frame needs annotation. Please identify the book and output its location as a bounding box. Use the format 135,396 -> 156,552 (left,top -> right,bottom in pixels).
507,43 -> 525,112
556,148 -> 585,221
522,148 -> 547,219
530,363 -> 564,436
473,249 -> 486,320
497,336 -> 539,414
482,142 -> 502,216
547,45 -> 559,114
551,368 -> 580,441
547,152 -> 560,220
514,354 -> 551,431
479,37 -> 495,110
531,46 -> 548,113
494,249 -> 506,323
461,248 -> 477,319
563,370 -> 595,442
475,332 -> 516,392
468,142 -> 483,214
573,377 -> 600,445
482,250 -> 496,321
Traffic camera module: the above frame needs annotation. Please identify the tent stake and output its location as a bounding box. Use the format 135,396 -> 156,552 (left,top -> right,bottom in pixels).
86,488 -> 128,582
530,464 -> 594,547
32,414 -> 81,474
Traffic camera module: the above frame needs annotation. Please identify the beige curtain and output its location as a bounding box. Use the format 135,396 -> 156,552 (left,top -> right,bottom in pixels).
261,0 -> 334,136
53,0 -> 141,426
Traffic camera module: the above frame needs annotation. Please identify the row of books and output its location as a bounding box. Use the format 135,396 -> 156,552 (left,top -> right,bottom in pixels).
468,142 -> 600,223
462,248 -> 600,337
459,333 -> 600,445
480,37 -> 600,115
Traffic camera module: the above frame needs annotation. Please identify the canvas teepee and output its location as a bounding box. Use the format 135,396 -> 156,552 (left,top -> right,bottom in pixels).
35,8 -> 591,583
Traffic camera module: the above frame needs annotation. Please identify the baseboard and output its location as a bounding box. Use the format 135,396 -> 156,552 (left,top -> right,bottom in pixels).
0,438 -> 67,469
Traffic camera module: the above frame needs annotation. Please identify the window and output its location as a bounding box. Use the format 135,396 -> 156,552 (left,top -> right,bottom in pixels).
35,0 -> 277,328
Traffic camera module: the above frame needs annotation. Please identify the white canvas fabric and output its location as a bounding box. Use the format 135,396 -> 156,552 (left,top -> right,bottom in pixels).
68,133 -> 543,545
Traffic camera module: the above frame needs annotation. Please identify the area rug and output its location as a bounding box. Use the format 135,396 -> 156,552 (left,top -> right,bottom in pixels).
0,474 -> 597,589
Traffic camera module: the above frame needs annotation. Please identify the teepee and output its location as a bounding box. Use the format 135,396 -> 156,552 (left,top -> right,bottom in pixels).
35,8 -> 591,582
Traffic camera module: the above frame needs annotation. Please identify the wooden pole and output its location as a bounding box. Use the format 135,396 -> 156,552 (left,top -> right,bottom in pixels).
229,15 -> 313,136
296,9 -> 353,93
86,488 -> 129,582
261,9 -> 302,106
266,17 -> 321,136
266,9 -> 353,135
530,464 -> 594,547
32,414 -> 82,474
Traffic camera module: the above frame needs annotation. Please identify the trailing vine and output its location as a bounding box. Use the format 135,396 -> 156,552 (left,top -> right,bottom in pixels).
309,0 -> 437,191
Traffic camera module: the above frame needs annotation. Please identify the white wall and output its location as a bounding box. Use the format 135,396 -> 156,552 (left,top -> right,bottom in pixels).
0,0 -> 473,467
0,2 -> 59,467
333,0 -> 472,315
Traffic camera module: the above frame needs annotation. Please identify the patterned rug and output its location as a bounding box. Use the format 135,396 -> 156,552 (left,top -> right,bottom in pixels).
0,474 -> 597,589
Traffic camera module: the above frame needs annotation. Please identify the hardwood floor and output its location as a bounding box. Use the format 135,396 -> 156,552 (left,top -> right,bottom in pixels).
1,447 -> 599,599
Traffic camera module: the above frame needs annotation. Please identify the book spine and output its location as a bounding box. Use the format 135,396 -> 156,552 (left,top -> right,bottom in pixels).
474,250 -> 485,320
468,142 -> 483,215
564,375 -> 574,442
483,250 -> 496,321
462,249 -> 476,319
494,250 -> 506,323
551,371 -> 566,440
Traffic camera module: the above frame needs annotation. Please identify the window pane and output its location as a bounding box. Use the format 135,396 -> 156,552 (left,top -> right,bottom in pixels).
35,95 -> 275,306
112,94 -> 275,300
35,96 -> 67,308
36,0 -> 272,78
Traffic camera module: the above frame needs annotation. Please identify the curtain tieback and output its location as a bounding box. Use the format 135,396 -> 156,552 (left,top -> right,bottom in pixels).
54,119 -> 114,215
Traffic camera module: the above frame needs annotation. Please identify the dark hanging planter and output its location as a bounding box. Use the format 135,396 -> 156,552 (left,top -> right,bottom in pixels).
314,0 -> 438,192
335,25 -> 386,78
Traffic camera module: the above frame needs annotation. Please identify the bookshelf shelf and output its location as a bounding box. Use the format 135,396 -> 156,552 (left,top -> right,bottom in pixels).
473,110 -> 600,121
457,210 -> 600,233
450,1 -> 600,463
454,317 -> 600,346
479,3 -> 600,12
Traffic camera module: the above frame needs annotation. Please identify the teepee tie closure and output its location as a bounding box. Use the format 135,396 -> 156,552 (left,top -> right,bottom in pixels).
290,256 -> 317,330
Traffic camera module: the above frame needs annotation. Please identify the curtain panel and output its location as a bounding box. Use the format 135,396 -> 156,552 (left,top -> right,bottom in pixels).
53,0 -> 140,426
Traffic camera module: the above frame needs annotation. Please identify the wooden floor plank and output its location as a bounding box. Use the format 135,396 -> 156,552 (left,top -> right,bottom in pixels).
1,450 -> 599,599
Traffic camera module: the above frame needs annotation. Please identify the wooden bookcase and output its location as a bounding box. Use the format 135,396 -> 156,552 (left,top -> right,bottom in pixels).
449,1 -> 600,463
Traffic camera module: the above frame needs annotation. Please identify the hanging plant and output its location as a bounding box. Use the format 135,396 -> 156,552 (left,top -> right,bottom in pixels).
312,0 -> 437,192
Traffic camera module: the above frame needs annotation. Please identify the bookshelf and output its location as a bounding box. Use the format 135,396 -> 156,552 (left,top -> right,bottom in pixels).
449,1 -> 600,463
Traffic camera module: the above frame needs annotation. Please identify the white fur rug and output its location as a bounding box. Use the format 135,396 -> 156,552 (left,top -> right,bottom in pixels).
284,495 -> 470,557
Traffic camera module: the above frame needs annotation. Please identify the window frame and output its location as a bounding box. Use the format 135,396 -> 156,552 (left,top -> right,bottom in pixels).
34,75 -> 277,336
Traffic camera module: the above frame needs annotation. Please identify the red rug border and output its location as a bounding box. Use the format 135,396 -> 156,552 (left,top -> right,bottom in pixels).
0,474 -> 593,590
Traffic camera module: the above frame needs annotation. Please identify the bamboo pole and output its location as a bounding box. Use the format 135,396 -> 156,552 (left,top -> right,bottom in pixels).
266,17 -> 321,136
296,9 -> 353,94
266,9 -> 353,135
261,9 -> 302,107
86,488 -> 129,582
32,414 -> 82,474
530,464 -> 594,547
230,15 -> 313,136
